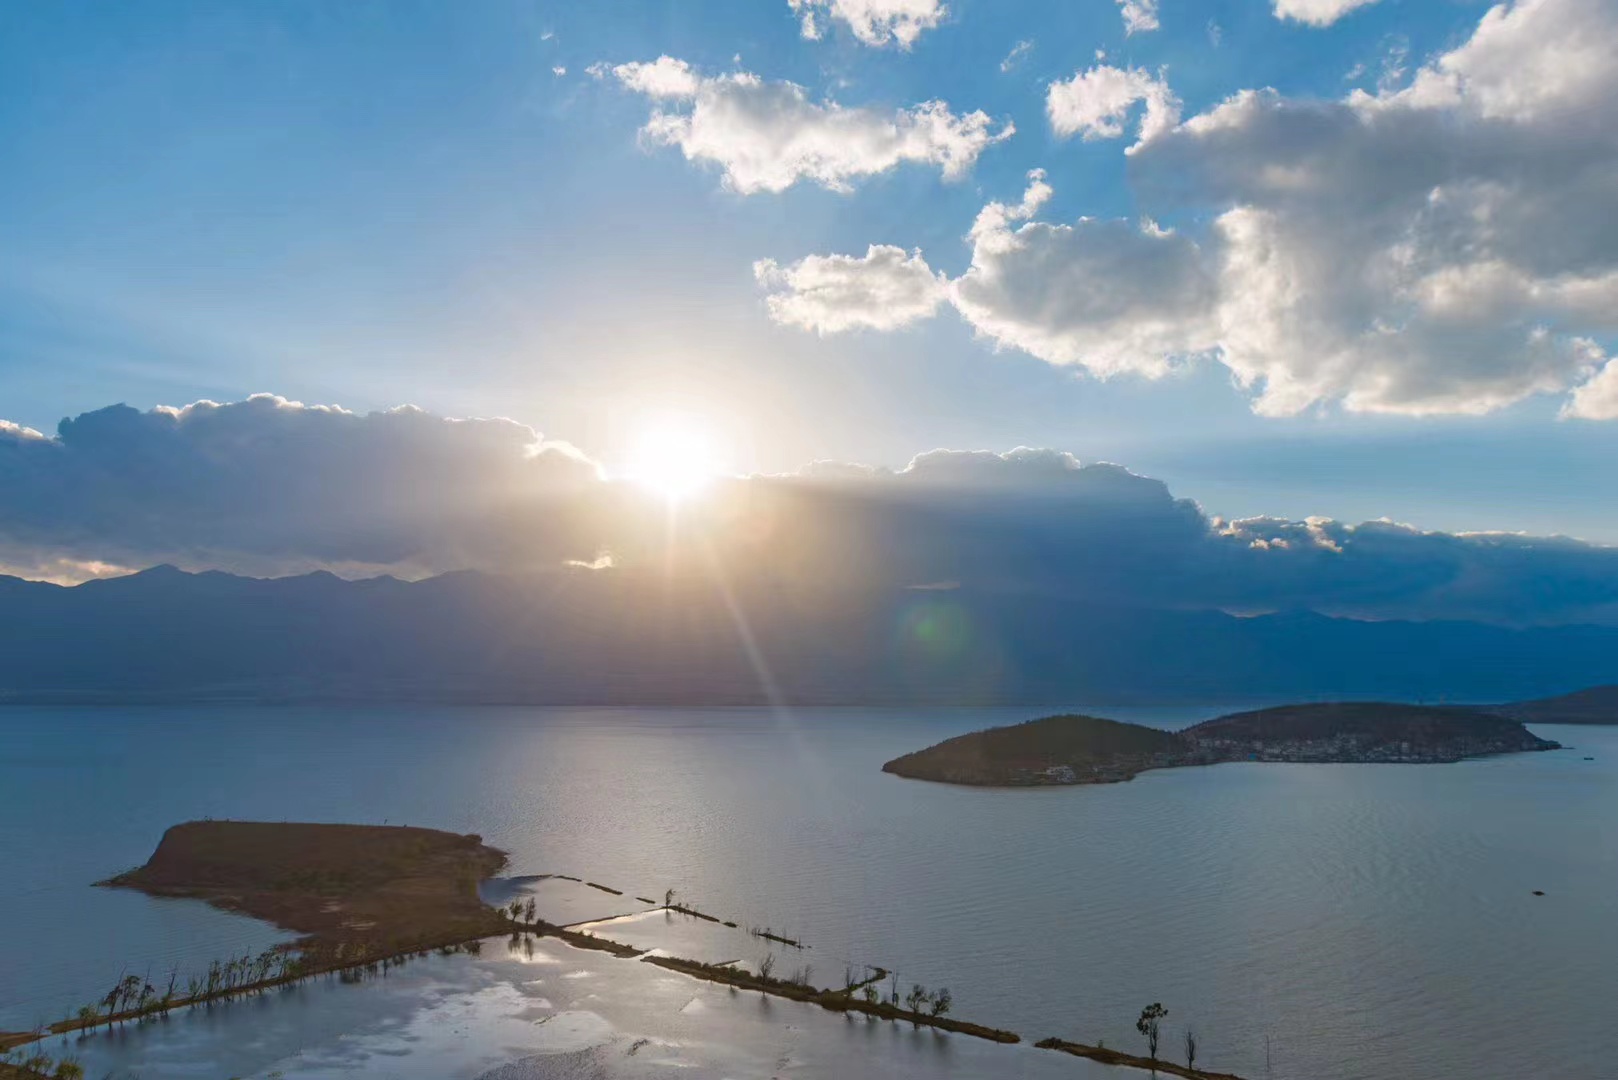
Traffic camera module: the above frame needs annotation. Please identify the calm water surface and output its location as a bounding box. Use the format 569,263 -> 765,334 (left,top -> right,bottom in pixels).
1,705 -> 1614,1079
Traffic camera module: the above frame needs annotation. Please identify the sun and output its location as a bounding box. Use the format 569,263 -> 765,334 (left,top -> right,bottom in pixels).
626,419 -> 721,501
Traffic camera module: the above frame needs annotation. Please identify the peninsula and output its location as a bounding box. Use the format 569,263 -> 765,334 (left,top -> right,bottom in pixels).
102,820 -> 511,949
882,703 -> 1560,787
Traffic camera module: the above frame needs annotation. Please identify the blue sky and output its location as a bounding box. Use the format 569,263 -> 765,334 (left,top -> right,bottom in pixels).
3,0 -> 1617,542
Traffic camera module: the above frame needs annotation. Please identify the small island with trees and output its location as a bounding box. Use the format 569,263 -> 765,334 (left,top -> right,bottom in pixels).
882,703 -> 1561,787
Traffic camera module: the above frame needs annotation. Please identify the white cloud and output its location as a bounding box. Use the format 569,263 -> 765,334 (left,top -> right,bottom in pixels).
1136,0 -> 1618,415
788,0 -> 947,48
552,66 -> 567,78
950,174 -> 1217,377
606,56 -> 700,99
1046,64 -> 1180,147
758,172 -> 1218,378
1387,0 -> 1617,121
1561,348 -> 1618,419
768,0 -> 1618,419
607,56 -> 1011,193
1118,0 -> 1160,34
999,39 -> 1033,73
0,419 -> 46,441
1273,0 -> 1382,27
755,246 -> 946,332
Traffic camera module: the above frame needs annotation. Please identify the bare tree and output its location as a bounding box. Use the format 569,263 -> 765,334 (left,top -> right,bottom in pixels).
928,987 -> 952,1018
1184,1028 -> 1198,1071
758,954 -> 775,982
904,984 -> 929,1026
1136,1003 -> 1167,1061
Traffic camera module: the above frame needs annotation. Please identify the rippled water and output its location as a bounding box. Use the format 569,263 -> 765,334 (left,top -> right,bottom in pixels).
2,705 -> 1614,1079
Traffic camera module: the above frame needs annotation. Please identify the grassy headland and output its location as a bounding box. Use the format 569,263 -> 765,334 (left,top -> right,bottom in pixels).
103,821 -> 512,949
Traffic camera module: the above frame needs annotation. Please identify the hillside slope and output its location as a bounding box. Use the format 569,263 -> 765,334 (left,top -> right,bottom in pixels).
1492,685 -> 1618,724
883,704 -> 1559,786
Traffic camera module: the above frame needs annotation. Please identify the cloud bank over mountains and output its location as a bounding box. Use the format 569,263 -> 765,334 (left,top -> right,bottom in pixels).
7,395 -> 1618,628
756,0 -> 1618,419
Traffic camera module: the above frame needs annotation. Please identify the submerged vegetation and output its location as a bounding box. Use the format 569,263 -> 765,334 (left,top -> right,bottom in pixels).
1036,1034 -> 1247,1080
639,954 -> 1017,1043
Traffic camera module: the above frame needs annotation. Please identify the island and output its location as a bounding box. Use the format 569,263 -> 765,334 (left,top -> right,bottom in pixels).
102,820 -> 512,950
881,703 -> 1561,786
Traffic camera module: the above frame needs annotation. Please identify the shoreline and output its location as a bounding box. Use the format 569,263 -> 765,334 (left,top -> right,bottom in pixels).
7,821 -> 1251,1080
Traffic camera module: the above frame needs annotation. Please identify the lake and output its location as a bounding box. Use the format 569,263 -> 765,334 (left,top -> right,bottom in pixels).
2,705 -> 1614,1079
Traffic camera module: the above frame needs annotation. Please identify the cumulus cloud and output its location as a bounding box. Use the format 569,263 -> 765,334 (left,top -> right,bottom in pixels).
1135,0 -> 1618,415
769,0 -> 1618,418
1562,353 -> 1618,420
8,396 -> 1618,626
604,55 -> 1011,193
1046,64 -> 1180,146
604,56 -> 701,98
789,0 -> 947,48
0,395 -> 606,578
950,173 -> 1216,375
1273,0 -> 1382,26
757,171 -> 1217,377
1118,0 -> 1160,34
754,245 -> 946,332
786,0 -> 944,47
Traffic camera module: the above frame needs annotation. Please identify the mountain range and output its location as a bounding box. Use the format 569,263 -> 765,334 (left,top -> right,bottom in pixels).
3,565 -> 1618,705
9,566 -> 1618,709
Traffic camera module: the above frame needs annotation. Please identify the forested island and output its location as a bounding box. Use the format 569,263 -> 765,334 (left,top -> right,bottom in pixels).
882,703 -> 1561,787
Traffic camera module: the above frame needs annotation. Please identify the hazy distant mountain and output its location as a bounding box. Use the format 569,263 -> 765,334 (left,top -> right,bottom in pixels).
1492,686 -> 1618,725
3,566 -> 1617,705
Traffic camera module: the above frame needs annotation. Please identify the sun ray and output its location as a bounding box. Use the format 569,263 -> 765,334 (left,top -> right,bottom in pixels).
626,418 -> 720,501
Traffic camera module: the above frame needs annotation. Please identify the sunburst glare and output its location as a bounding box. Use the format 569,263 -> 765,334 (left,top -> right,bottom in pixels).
625,418 -> 721,501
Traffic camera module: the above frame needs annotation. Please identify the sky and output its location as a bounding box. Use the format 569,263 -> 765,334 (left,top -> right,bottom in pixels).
3,0 -> 1618,599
